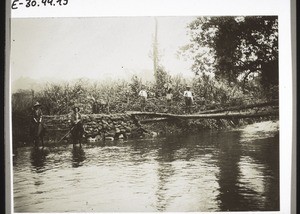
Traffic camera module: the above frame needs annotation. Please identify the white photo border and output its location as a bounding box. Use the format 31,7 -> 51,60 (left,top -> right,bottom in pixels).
7,0 -> 293,213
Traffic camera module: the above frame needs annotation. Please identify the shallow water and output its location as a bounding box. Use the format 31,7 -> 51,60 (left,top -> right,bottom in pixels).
13,121 -> 279,212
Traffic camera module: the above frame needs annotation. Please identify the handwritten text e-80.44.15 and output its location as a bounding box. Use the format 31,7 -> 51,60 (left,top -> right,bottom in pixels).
12,0 -> 68,10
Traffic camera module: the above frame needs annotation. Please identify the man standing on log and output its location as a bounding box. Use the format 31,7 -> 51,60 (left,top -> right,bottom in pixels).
30,102 -> 45,148
166,87 -> 173,112
138,86 -> 148,111
70,107 -> 84,147
183,85 -> 194,114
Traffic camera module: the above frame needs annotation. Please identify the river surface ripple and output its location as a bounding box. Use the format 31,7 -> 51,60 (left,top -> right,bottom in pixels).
13,121 -> 279,212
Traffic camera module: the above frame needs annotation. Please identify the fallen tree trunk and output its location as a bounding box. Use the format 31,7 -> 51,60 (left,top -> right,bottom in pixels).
140,117 -> 169,124
197,100 -> 278,114
126,109 -> 279,120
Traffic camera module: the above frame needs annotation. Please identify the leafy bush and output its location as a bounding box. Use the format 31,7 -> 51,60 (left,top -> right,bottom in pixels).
12,71 -> 265,118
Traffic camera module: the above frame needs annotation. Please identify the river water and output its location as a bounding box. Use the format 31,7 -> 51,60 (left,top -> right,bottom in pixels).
13,121 -> 279,212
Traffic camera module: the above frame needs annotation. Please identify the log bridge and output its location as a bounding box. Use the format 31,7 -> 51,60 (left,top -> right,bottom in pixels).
126,100 -> 279,124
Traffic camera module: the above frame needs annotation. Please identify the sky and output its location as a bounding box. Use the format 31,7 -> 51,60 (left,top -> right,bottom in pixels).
11,17 -> 196,85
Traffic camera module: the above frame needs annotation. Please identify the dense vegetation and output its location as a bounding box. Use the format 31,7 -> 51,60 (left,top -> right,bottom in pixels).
12,16 -> 278,145
180,16 -> 278,99
12,71 -> 267,117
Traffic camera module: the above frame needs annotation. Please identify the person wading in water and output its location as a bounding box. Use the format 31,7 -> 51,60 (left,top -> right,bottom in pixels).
30,102 -> 45,148
70,107 -> 84,147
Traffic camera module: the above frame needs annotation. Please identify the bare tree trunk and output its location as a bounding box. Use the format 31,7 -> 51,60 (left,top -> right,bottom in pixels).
198,100 -> 278,114
153,17 -> 158,83
127,109 -> 278,120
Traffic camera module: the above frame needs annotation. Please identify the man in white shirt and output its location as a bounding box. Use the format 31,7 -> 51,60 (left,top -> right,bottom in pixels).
183,86 -> 194,113
138,88 -> 148,111
166,88 -> 173,112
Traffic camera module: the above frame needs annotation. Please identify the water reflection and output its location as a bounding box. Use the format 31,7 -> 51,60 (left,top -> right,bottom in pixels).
13,122 -> 279,212
215,131 -> 245,211
72,146 -> 86,168
155,141 -> 177,211
30,148 -> 48,173
214,131 -> 279,211
239,136 -> 279,211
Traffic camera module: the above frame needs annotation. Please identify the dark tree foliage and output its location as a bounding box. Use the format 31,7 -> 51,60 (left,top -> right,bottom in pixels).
183,16 -> 278,92
155,66 -> 171,97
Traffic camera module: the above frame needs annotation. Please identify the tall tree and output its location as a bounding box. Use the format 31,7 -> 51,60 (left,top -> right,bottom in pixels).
181,16 -> 278,92
150,18 -> 170,96
153,17 -> 159,83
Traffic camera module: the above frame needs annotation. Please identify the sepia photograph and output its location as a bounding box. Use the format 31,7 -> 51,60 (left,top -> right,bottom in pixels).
10,16 -> 280,212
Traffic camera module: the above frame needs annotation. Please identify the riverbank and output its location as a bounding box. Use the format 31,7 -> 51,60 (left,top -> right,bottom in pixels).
46,113 -> 278,145
142,117 -> 278,136
13,111 -> 278,148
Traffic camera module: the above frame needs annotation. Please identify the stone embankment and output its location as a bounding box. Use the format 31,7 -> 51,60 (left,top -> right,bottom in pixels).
42,111 -> 278,144
43,113 -> 154,143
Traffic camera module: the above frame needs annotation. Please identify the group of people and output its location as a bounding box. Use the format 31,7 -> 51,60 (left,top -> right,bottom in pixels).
138,85 -> 194,113
30,84 -> 194,147
30,102 -> 84,148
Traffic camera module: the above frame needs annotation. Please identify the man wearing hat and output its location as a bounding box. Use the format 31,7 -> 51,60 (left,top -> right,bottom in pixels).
31,101 -> 45,147
138,86 -> 148,111
70,106 -> 84,147
183,85 -> 194,114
